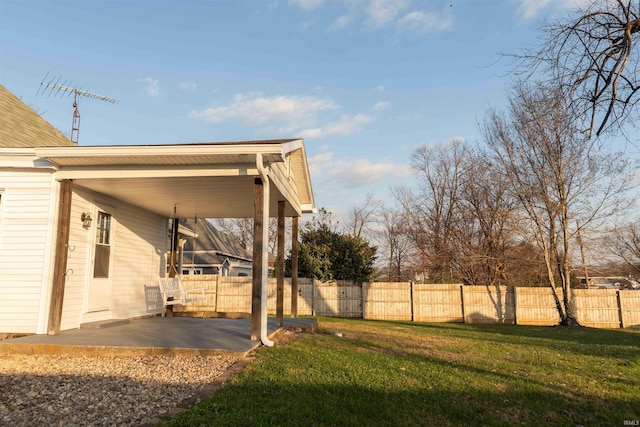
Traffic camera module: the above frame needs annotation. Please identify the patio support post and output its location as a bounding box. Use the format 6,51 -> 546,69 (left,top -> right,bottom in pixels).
47,179 -> 73,335
291,216 -> 299,318
276,201 -> 285,326
251,177 -> 264,341
169,218 -> 179,278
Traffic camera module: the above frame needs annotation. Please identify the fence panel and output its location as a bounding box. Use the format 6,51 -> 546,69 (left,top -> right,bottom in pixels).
514,287 -> 563,326
314,280 -> 362,317
620,290 -> 640,328
267,278 -> 293,315
413,284 -> 464,323
363,282 -> 412,321
215,276 -> 252,313
296,278 -> 314,316
573,289 -> 621,328
462,285 -> 515,324
175,274 -> 218,312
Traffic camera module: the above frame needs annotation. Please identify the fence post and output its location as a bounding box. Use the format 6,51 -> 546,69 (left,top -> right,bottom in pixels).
460,285 -> 466,324
410,281 -> 414,322
312,278 -> 316,317
511,285 -> 517,326
617,290 -> 624,328
214,275 -> 219,312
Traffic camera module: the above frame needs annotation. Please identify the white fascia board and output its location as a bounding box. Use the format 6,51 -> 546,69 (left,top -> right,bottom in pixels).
0,148 -> 37,155
54,164 -> 260,180
301,204 -> 317,214
36,144 -> 286,162
280,139 -> 304,158
0,148 -> 56,169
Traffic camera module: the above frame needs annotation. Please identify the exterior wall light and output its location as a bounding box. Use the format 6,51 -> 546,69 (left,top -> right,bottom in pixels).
81,212 -> 93,228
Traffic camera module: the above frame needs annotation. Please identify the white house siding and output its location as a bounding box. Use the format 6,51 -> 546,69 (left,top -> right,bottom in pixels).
60,186 -> 167,330
60,188 -> 93,330
0,169 -> 58,334
109,196 -> 167,320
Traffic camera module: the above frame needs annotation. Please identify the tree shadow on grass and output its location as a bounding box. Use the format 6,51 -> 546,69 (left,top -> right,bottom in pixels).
386,320 -> 640,362
168,378 -> 639,427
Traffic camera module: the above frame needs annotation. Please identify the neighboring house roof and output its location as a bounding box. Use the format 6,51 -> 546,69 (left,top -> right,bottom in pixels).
180,217 -> 252,263
580,276 -> 636,289
0,84 -> 75,148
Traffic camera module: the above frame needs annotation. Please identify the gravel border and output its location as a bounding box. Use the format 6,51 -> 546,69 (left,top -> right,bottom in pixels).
0,353 -> 243,426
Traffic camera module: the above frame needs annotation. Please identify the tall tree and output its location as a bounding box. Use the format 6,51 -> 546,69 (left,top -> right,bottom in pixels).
395,138 -> 468,283
483,82 -> 634,325
286,208 -> 377,283
344,193 -> 381,239
517,0 -> 640,138
454,149 -> 517,287
608,220 -> 640,274
375,205 -> 414,281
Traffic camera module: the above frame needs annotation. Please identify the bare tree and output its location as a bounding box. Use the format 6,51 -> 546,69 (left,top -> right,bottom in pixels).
608,220 -> 640,274
394,138 -> 468,283
375,205 -> 414,281
453,149 -> 517,287
483,82 -> 634,325
516,0 -> 640,138
344,193 -> 382,239
215,218 -> 254,250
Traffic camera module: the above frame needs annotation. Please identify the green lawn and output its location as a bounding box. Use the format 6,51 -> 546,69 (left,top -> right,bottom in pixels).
166,318 -> 640,426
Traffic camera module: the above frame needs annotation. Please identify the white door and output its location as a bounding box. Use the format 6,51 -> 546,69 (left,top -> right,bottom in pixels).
87,210 -> 114,312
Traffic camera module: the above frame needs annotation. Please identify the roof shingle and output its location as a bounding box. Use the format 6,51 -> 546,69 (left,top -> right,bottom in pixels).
0,84 -> 75,148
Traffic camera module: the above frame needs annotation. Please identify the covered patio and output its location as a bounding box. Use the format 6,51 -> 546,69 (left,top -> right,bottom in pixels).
34,139 -> 315,344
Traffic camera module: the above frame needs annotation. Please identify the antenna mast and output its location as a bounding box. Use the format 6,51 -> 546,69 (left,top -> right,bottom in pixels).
37,73 -> 119,145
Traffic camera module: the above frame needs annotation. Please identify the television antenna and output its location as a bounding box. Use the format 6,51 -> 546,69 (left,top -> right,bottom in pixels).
36,73 -> 119,145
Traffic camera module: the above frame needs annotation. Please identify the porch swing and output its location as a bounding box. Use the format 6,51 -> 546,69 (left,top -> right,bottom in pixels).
159,214 -> 205,316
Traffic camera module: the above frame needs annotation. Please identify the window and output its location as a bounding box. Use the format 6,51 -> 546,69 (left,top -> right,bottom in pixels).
93,211 -> 111,278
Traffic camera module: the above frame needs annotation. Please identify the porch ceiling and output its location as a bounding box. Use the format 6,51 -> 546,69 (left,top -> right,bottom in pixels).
72,175 -> 295,218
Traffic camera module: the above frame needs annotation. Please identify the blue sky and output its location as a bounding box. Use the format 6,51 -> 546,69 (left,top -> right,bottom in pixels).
2,0 -> 619,219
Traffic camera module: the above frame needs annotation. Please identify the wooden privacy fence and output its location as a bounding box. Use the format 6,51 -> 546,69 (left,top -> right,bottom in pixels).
175,276 -> 362,317
175,276 -> 640,328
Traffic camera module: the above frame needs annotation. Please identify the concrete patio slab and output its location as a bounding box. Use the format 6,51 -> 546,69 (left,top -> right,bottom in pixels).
0,316 -> 317,357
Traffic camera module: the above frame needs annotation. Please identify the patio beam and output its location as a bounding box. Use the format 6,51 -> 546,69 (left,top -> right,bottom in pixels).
47,179 -> 73,335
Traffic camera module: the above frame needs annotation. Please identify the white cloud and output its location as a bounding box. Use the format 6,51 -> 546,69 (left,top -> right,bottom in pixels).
139,77 -> 160,96
514,0 -> 591,19
299,114 -> 372,139
397,10 -> 453,34
310,151 -> 411,188
191,93 -> 373,139
286,0 -> 453,36
178,81 -> 196,91
299,18 -> 317,32
190,93 -> 338,126
289,0 -> 324,10
366,0 -> 409,28
517,0 -> 549,19
375,85 -> 386,92
330,14 -> 352,32
373,101 -> 390,111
